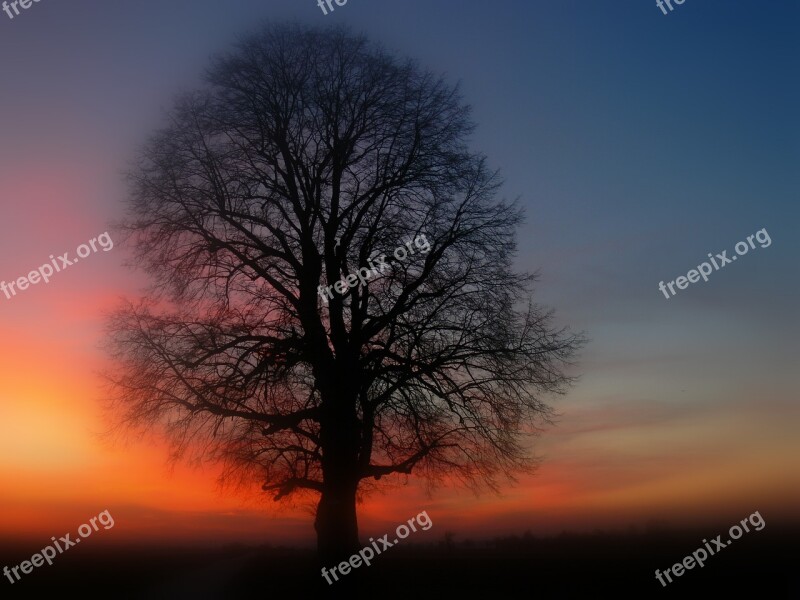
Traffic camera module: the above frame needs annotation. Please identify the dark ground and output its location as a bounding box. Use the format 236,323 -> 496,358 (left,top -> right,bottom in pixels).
1,526 -> 797,598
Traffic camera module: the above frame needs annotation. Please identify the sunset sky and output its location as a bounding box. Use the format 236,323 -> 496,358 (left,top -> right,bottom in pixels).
0,0 -> 798,547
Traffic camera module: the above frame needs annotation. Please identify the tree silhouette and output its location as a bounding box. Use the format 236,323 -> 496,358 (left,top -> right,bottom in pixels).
107,23 -> 583,563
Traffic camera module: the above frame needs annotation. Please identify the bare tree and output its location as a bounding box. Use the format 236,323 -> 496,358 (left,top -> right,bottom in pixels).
107,23 -> 583,563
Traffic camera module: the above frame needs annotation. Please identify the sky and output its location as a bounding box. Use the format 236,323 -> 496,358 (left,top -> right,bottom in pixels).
0,0 -> 797,546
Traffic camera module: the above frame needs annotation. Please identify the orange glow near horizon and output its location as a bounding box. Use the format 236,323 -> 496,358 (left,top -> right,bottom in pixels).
1,288 -> 799,545
1,283 -> 798,546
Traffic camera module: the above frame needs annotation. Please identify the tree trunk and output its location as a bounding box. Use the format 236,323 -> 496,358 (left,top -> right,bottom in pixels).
315,394 -> 362,565
315,371 -> 362,565
315,477 -> 360,565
